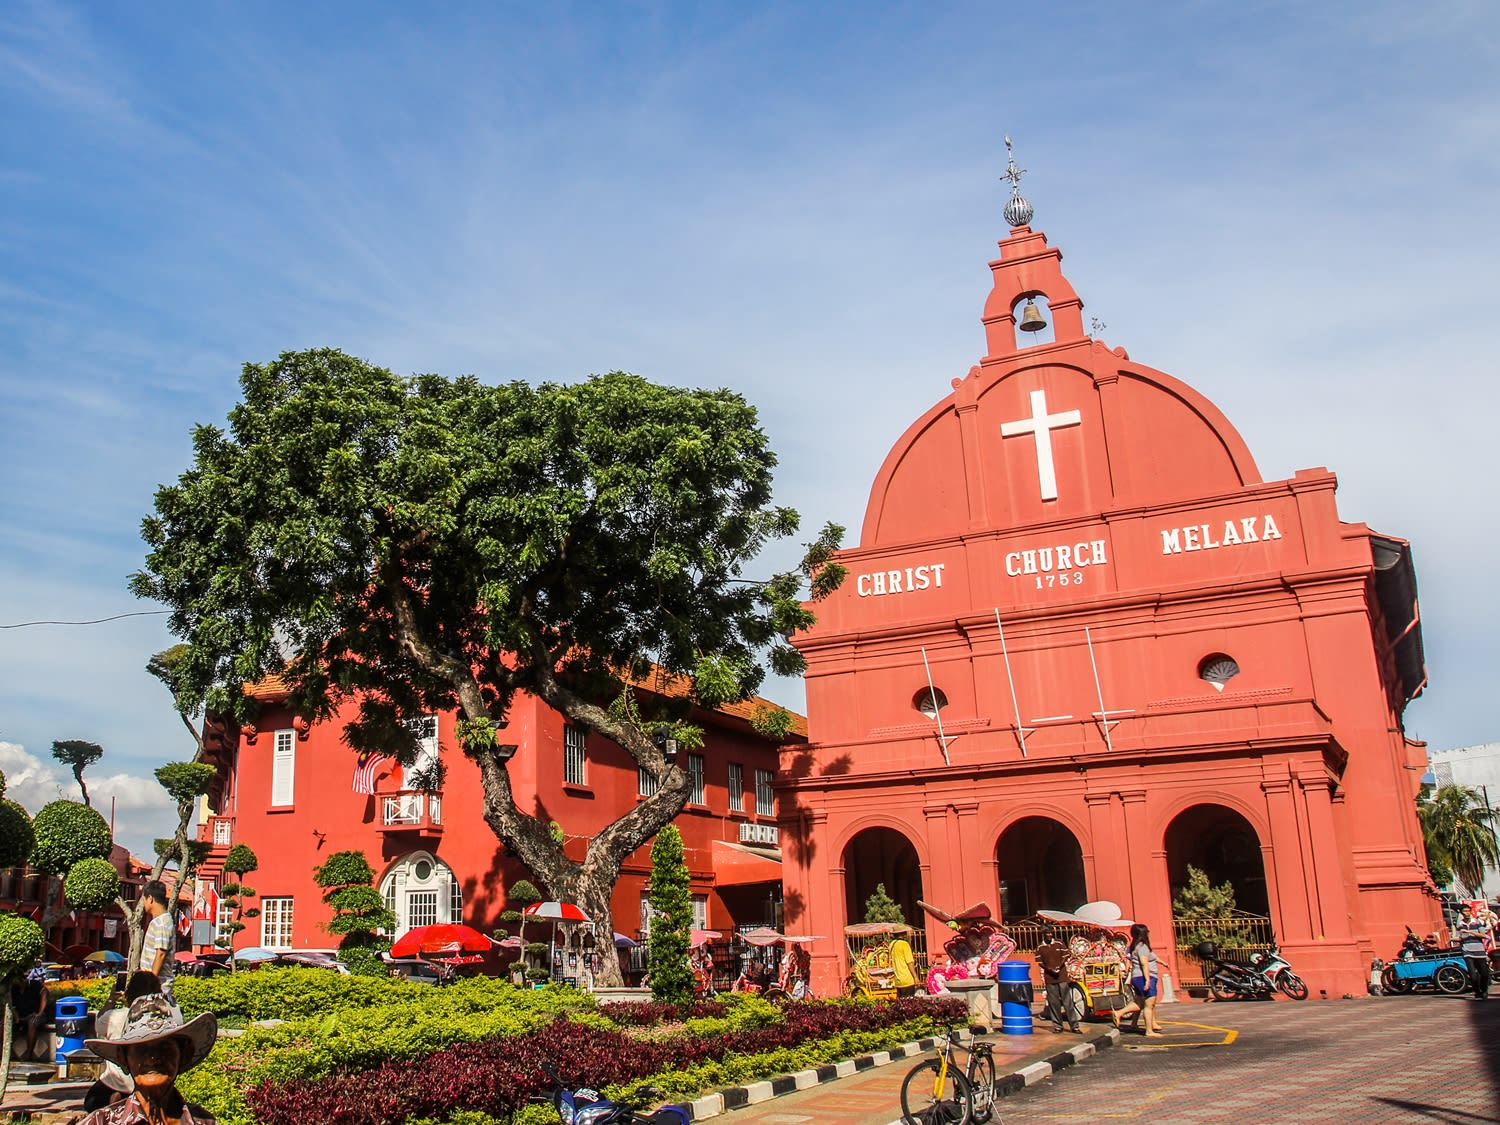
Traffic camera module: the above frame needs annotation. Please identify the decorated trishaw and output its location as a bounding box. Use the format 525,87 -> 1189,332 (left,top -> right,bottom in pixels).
741,927 -> 820,998
1036,900 -> 1134,1020
843,921 -> 915,999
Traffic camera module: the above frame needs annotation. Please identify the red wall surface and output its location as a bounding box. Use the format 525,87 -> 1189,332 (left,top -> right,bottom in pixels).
198,684 -> 788,963
784,222 -> 1437,999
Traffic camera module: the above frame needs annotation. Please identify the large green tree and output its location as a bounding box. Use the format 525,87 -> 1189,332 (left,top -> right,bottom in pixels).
130,350 -> 843,985
1418,785 -> 1500,896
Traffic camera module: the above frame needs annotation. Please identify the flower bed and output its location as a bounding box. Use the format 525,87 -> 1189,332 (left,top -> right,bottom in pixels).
179,984 -> 963,1125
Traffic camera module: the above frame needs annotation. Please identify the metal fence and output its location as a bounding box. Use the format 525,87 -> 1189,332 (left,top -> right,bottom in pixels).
1171,913 -> 1275,990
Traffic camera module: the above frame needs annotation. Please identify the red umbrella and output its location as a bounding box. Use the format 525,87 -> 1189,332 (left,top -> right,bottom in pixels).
389,923 -> 493,959
520,901 -> 589,923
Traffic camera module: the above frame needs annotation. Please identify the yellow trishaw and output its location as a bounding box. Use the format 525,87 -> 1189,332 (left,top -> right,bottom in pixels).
1037,902 -> 1133,1020
843,921 -> 913,999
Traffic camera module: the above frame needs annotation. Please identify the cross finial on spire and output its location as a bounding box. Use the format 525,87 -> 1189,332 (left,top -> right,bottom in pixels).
1001,134 -> 1034,228
1002,135 -> 1026,192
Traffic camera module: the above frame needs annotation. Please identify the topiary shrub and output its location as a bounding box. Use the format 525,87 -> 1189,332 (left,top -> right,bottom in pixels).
646,825 -> 693,1005
0,798 -> 34,869
65,856 -> 122,911
155,761 -> 219,806
223,843 -> 259,877
0,913 -> 45,980
29,800 -> 112,874
507,880 -> 542,907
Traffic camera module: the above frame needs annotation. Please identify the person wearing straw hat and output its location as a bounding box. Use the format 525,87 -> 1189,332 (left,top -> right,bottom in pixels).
78,994 -> 219,1125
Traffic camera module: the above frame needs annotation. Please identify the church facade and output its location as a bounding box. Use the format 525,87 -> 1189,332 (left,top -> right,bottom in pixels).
783,184 -> 1436,998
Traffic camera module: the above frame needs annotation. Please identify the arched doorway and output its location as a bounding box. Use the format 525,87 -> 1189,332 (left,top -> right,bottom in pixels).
379,850 -> 464,937
996,817 -> 1087,919
842,827 -> 923,927
1164,804 -> 1269,916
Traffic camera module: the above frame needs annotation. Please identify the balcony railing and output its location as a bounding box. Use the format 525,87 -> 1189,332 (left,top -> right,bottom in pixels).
197,815 -> 235,846
380,791 -> 443,833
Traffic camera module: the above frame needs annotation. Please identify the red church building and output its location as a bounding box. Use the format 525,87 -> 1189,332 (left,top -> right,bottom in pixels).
782,157 -> 1438,999
193,671 -> 789,969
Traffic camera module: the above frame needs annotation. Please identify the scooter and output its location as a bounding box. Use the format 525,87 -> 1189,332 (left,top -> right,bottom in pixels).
540,1062 -> 690,1125
1196,941 -> 1307,1000
1248,946 -> 1309,999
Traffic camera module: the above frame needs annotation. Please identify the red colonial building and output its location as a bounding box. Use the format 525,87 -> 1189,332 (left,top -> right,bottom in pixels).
782,170 -> 1438,998
194,673 -> 789,964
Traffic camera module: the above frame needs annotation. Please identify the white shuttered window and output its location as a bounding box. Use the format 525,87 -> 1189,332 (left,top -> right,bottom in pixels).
271,730 -> 295,807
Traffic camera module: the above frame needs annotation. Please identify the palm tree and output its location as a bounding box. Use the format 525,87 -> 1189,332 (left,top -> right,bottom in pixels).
1418,785 -> 1500,896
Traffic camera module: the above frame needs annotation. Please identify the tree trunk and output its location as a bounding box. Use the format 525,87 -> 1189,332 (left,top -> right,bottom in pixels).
472,739 -> 692,989
0,994 -> 14,1104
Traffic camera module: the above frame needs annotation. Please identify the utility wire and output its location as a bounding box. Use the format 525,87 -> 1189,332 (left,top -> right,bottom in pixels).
0,610 -> 171,629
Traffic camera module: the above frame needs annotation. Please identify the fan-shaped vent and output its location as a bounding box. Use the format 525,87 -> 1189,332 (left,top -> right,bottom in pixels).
1199,655 -> 1240,692
913,687 -> 949,719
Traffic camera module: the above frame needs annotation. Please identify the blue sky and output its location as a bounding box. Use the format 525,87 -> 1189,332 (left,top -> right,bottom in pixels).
2,1 -> 1496,858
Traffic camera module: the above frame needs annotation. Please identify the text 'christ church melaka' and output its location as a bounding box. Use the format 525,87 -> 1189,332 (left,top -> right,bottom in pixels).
783,148 -> 1435,999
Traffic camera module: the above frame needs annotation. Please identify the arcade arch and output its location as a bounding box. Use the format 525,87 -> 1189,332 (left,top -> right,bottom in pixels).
841,827 -> 924,927
1164,804 -> 1270,917
996,816 -> 1086,919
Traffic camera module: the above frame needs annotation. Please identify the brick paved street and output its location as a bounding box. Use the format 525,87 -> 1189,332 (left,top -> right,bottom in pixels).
1003,995 -> 1499,1124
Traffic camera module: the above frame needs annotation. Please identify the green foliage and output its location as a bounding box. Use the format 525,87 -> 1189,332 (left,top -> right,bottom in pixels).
313,849 -> 395,943
223,843 -> 259,877
313,850 -> 376,891
0,797 -> 34,869
51,739 -> 103,780
548,820 -> 565,846
499,910 -> 524,925
646,825 -> 693,1005
1418,785 -> 1500,895
29,799 -> 112,875
156,838 -> 212,866
129,352 -> 846,938
64,856 -> 122,910
862,883 -> 905,924
156,761 -> 219,806
1172,865 -> 1254,949
174,975 -> 586,1125
507,880 -> 542,907
0,914 -> 45,982
749,704 -> 796,741
337,946 -> 390,977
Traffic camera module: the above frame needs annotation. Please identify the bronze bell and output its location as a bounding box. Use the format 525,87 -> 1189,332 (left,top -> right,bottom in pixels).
1018,300 -> 1047,332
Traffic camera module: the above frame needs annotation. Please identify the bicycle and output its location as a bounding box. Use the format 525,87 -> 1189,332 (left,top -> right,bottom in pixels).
899,1023 -> 999,1125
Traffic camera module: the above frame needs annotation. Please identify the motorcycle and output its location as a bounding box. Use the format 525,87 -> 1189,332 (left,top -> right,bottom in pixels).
540,1062 -> 690,1125
1195,941 -> 1308,1001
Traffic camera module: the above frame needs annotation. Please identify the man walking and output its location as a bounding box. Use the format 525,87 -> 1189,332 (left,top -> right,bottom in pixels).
1457,902 -> 1492,1001
136,881 -> 178,1005
1035,928 -> 1080,1032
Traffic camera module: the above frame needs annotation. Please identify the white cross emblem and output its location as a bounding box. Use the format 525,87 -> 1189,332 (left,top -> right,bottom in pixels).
999,389 -> 1082,502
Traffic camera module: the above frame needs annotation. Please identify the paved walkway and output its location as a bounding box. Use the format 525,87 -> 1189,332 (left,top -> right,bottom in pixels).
698,1022 -> 1121,1125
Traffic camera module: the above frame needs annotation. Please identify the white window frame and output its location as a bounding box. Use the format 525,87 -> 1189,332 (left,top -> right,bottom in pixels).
270,730 -> 295,807
755,768 -> 775,817
638,767 -> 660,798
563,725 -> 587,785
215,894 -> 234,945
449,879 -> 463,924
260,896 -> 294,949
692,894 -> 708,931
687,753 -> 706,805
727,763 -> 744,812
639,892 -> 654,937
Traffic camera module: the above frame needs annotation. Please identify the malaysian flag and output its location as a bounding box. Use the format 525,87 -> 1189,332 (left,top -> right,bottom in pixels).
352,752 -> 390,794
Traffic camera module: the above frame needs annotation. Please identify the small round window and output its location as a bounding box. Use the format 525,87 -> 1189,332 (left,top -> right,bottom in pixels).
913,687 -> 949,719
412,859 -> 434,882
1198,655 -> 1240,692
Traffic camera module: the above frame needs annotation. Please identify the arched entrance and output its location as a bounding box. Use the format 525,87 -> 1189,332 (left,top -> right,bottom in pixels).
379,850 -> 464,937
842,827 -> 923,926
996,817 -> 1087,919
1164,804 -> 1270,916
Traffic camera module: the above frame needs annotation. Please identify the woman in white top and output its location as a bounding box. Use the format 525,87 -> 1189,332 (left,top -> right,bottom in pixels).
1111,923 -> 1164,1037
